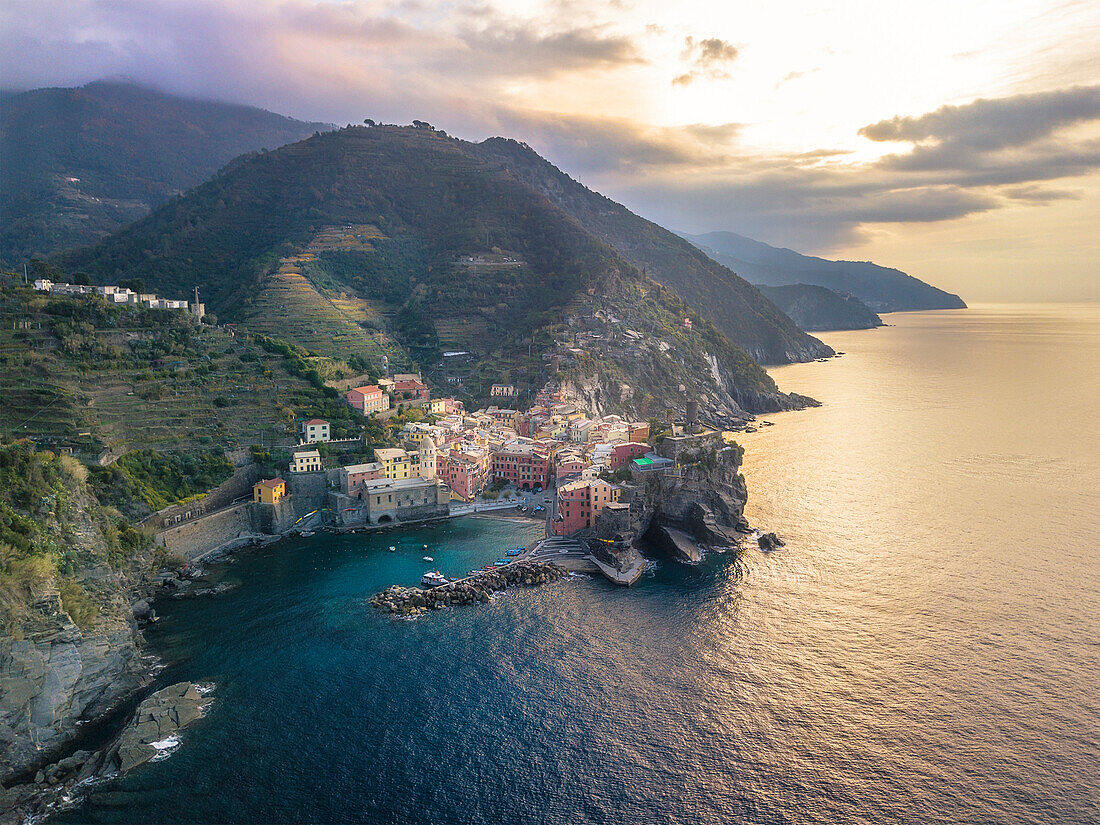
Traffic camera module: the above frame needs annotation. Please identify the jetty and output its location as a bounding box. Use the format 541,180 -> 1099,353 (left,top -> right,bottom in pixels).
370,560 -> 567,615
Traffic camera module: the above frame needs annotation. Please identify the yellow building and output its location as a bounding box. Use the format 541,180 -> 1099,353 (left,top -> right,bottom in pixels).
374,447 -> 412,480
253,477 -> 287,504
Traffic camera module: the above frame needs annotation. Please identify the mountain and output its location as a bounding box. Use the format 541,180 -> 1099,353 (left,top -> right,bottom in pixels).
757,284 -> 884,332
0,81 -> 330,263
58,124 -> 818,418
470,139 -> 832,364
681,230 -> 966,312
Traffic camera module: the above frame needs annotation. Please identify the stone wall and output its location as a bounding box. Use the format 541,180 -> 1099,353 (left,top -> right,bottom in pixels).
154,502 -> 257,563
147,464 -> 262,531
285,472 -> 329,515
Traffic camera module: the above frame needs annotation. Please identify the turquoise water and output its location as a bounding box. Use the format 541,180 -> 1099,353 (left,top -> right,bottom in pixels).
57,305 -> 1100,824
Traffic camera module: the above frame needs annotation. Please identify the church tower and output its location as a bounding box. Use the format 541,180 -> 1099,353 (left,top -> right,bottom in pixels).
418,435 -> 437,480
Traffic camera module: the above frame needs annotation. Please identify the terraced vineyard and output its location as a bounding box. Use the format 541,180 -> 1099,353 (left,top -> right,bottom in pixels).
0,281 -> 353,455
237,254 -> 406,368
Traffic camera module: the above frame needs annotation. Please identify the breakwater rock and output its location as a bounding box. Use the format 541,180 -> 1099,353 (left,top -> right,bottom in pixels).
370,562 -> 566,616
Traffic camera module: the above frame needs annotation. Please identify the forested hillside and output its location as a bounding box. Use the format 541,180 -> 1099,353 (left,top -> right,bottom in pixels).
682,230 -> 966,312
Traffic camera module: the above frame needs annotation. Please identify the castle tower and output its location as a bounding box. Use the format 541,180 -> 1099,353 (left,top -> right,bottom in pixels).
418,435 -> 437,480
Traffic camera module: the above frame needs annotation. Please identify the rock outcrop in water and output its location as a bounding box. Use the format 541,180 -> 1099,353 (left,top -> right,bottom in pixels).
371,562 -> 566,616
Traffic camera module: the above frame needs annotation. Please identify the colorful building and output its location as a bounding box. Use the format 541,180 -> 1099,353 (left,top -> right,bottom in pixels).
340,462 -> 386,495
552,479 -> 621,535
374,447 -> 413,479
253,477 -> 287,504
438,453 -> 485,501
491,445 -> 551,490
346,385 -> 389,415
607,442 -> 651,470
394,379 -> 430,401
289,449 -> 322,473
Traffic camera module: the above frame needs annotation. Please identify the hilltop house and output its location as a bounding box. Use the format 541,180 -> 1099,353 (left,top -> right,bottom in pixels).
300,419 -> 330,443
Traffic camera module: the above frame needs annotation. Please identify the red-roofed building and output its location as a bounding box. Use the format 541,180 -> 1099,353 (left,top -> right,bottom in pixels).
394,379 -> 430,400
253,478 -> 287,504
346,385 -> 389,415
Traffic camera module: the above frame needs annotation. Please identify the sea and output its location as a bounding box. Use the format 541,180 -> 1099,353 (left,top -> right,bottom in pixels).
55,303 -> 1100,824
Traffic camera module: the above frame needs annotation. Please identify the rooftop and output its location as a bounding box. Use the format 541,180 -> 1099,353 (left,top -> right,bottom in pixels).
256,477 -> 285,488
361,477 -> 439,492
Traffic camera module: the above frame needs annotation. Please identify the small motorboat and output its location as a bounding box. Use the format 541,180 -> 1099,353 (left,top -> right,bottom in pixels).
423,555 -> 434,562
467,570 -> 483,578
506,548 -> 522,556
494,559 -> 509,566
300,530 -> 314,537
388,546 -> 396,552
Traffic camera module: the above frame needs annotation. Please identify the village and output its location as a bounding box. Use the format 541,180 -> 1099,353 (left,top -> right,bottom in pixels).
237,368 -> 730,586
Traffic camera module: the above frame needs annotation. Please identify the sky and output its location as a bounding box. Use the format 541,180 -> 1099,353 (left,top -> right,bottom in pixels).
2,0 -> 1098,301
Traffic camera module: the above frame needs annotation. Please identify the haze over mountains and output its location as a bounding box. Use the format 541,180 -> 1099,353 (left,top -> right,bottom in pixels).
682,231 -> 966,312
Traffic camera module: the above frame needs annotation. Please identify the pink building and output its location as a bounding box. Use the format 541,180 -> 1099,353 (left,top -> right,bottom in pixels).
438,453 -> 485,501
341,462 -> 386,495
552,479 -> 621,535
491,446 -> 551,490
346,385 -> 389,415
556,456 -> 586,481
394,379 -> 430,400
607,442 -> 651,470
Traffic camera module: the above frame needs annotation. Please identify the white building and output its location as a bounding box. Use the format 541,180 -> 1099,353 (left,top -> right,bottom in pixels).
300,419 -> 331,443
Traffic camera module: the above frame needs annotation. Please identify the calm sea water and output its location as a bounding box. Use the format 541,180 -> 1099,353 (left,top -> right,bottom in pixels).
58,304 -> 1100,824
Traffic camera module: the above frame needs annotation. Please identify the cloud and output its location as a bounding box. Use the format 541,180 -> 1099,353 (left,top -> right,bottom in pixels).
859,85 -> 1100,150
672,35 -> 739,86
587,87 -> 1100,249
1,1 -> 1098,257
486,110 -> 744,175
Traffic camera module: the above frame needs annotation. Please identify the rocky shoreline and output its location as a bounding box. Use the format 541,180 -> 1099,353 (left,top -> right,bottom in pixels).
371,562 -> 567,616
0,682 -> 211,824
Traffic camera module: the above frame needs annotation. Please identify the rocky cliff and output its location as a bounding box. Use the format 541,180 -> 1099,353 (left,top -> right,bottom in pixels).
599,433 -> 751,563
0,447 -> 157,787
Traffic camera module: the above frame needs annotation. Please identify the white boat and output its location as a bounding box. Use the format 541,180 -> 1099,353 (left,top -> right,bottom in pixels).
300,530 -> 314,537
388,546 -> 396,552
421,571 -> 448,587
423,555 -> 434,562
